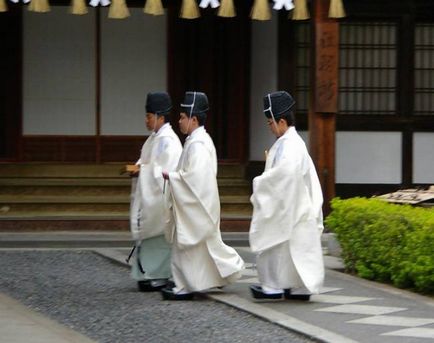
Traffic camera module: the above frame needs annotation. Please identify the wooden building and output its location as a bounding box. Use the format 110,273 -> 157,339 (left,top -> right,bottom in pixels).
1,0 -> 433,221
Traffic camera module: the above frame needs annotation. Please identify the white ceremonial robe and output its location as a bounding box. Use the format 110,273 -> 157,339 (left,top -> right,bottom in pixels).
167,126 -> 244,292
130,123 -> 182,281
249,126 -> 324,294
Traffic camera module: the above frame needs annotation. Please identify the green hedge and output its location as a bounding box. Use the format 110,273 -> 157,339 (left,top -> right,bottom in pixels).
325,197 -> 434,294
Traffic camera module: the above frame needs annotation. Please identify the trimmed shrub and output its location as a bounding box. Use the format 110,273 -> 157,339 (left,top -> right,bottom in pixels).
325,197 -> 434,294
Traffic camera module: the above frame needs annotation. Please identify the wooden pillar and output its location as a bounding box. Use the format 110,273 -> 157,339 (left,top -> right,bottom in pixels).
95,8 -> 101,163
309,0 -> 338,215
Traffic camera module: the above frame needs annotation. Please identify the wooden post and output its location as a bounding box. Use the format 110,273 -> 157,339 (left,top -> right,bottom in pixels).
309,0 -> 338,215
95,8 -> 101,163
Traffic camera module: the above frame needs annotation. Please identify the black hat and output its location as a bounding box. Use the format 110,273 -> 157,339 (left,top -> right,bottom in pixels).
180,91 -> 209,115
263,91 -> 295,119
146,92 -> 172,115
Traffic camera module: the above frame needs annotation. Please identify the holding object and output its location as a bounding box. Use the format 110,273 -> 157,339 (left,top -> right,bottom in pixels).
161,91 -> 245,300
120,164 -> 140,175
129,91 -> 182,292
125,244 -> 136,264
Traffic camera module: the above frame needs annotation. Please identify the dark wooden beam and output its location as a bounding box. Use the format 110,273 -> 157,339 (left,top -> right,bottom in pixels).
399,14 -> 415,187
95,8 -> 101,163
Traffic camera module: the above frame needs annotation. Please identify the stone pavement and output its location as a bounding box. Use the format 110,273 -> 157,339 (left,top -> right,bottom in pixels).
221,248 -> 434,343
99,246 -> 434,343
0,249 -> 314,343
0,292 -> 95,343
0,231 -> 433,343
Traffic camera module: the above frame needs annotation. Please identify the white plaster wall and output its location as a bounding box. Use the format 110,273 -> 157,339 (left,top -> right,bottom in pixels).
413,133 -> 434,184
100,8 -> 167,135
249,14 -> 278,161
23,7 -> 96,135
336,132 -> 402,183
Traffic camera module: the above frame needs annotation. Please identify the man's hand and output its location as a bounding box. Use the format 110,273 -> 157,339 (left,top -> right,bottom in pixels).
129,170 -> 139,177
124,164 -> 140,177
162,171 -> 169,180
120,164 -> 139,176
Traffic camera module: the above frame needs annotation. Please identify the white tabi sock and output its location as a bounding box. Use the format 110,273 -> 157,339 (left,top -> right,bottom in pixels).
262,285 -> 284,294
150,279 -> 167,287
176,288 -> 192,295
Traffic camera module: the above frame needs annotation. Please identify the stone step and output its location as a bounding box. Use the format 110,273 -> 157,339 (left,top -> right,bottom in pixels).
0,178 -> 251,196
0,163 -> 251,231
0,186 -> 130,196
0,163 -> 246,179
0,203 -> 252,215
0,232 -> 337,251
0,194 -> 131,204
0,231 -> 252,247
0,194 -> 251,204
0,177 -> 131,186
0,164 -> 126,178
0,211 -> 251,232
0,177 -> 250,186
212,179 -> 250,195
0,212 -> 252,220
0,193 -> 252,216
0,218 -> 251,232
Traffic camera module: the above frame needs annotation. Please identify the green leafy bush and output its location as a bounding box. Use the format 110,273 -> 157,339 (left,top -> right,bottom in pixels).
325,197 -> 434,294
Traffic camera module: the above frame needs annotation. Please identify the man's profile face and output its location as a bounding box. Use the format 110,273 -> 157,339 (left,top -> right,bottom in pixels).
267,118 -> 279,136
178,112 -> 190,134
145,113 -> 157,131
267,118 -> 288,138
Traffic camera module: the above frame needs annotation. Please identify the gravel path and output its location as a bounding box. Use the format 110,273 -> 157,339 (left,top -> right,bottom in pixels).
0,251 -> 314,343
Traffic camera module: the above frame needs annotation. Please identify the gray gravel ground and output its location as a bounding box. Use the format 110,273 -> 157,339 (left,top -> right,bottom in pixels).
0,251 -> 315,343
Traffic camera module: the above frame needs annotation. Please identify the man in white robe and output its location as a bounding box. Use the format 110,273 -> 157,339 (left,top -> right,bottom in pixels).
161,91 -> 245,300
130,92 -> 182,292
249,91 -> 324,300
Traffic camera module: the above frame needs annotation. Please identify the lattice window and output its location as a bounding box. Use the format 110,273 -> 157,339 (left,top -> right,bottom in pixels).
294,23 -> 310,115
294,22 -> 397,116
414,23 -> 434,116
339,22 -> 397,115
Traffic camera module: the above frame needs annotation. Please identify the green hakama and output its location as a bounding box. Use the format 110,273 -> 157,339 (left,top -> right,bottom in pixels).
131,235 -> 171,281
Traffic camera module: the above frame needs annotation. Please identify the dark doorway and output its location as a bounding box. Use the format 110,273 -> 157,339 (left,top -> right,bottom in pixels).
167,1 -> 251,162
0,5 -> 22,161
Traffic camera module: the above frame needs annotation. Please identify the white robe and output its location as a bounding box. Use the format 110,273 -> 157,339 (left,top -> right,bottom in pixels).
130,123 -> 182,281
168,126 -> 245,292
249,127 -> 324,294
